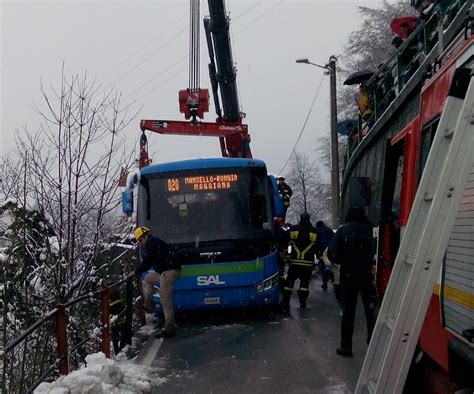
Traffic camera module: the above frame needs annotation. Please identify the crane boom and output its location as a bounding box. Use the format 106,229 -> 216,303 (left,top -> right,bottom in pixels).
204,0 -> 240,122
139,0 -> 251,165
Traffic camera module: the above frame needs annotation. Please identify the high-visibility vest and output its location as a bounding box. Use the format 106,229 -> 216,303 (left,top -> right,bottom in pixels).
289,229 -> 317,267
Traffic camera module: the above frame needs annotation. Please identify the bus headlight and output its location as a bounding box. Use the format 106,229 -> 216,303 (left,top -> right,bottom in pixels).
255,273 -> 279,293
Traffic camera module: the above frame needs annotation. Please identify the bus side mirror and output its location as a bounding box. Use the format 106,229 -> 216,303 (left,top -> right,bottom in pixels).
122,190 -> 133,216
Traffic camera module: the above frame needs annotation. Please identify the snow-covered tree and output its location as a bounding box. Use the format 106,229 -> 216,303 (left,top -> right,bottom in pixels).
0,67 -> 138,391
314,133 -> 347,185
285,151 -> 330,225
11,67 -> 137,301
0,200 -> 59,393
337,1 -> 415,122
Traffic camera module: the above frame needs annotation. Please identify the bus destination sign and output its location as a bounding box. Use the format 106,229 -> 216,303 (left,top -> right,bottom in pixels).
167,174 -> 238,192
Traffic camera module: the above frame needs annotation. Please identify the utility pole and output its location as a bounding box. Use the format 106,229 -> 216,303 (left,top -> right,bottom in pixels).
295,55 -> 340,228
328,55 -> 340,228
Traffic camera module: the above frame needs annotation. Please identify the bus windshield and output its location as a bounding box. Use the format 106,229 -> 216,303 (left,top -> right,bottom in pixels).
137,166 -> 273,245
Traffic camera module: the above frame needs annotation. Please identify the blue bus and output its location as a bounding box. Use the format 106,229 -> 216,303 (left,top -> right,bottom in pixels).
122,157 -> 284,313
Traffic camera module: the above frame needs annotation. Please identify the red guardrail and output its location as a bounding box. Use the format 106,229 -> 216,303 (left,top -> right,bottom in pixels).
0,277 -> 135,393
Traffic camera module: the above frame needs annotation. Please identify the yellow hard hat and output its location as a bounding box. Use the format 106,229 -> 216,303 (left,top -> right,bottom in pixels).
133,226 -> 150,242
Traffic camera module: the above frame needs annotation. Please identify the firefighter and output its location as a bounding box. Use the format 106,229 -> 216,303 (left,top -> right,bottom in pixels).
357,83 -> 374,127
109,286 -> 127,355
132,226 -> 181,339
276,177 -> 293,219
281,212 -> 318,311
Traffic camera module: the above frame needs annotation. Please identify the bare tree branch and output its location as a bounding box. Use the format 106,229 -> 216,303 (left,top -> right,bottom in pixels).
284,151 -> 330,225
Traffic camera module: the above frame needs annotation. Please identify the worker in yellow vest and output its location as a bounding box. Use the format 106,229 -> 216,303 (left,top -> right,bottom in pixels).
280,212 -> 318,311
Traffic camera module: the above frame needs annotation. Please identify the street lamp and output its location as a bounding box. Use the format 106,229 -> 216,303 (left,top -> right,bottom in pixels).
296,58 -> 330,73
296,55 -> 340,228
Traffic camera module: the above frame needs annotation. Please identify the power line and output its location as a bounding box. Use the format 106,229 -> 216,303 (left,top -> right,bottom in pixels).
133,64 -> 188,103
105,26 -> 188,93
123,1 -> 282,105
125,52 -> 188,101
112,1 -> 262,102
229,0 -> 283,113
277,73 -> 325,177
231,1 -> 282,35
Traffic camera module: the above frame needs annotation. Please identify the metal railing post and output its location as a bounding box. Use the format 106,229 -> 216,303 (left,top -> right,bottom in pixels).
55,304 -> 69,375
100,286 -> 111,358
124,278 -> 134,347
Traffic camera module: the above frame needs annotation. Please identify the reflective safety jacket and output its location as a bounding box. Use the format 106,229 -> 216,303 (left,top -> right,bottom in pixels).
357,85 -> 373,121
282,193 -> 291,209
289,224 -> 318,267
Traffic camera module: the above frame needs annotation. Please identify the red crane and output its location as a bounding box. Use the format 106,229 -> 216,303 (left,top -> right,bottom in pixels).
139,0 -> 251,168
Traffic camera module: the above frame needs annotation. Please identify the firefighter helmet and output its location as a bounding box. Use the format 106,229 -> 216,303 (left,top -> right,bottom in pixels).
133,226 -> 150,242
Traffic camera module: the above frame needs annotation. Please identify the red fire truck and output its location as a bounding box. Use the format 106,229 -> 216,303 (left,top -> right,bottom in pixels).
340,1 -> 473,392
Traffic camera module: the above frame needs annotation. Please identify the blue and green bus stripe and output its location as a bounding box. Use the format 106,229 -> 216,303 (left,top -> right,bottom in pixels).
180,259 -> 265,276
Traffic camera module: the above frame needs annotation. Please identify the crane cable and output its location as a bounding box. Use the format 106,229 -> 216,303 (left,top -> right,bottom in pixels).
189,0 -> 200,92
101,26 -> 188,96
125,1 -> 277,102
277,73 -> 325,177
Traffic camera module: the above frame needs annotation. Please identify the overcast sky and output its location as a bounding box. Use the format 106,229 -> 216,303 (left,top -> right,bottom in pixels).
1,0 -> 378,177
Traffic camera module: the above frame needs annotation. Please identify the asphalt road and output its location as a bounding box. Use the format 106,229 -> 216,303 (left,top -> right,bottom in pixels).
137,276 -> 371,394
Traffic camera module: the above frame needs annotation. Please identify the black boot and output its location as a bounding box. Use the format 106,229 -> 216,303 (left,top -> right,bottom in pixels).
297,289 -> 309,308
280,288 -> 292,312
336,347 -> 353,357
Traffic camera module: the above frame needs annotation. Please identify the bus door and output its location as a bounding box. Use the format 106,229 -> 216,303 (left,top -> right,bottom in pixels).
377,117 -> 420,300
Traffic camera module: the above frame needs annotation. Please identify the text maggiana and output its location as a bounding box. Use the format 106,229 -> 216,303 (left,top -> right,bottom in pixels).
184,174 -> 238,191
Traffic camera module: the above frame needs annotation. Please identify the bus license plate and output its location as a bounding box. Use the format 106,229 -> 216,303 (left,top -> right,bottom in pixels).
203,297 -> 220,305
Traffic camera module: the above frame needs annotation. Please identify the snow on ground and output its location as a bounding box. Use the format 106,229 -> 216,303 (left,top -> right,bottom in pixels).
35,317 -> 166,393
34,352 -> 164,393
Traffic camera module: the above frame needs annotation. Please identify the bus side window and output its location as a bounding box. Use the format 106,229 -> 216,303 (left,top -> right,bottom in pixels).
140,177 -> 151,220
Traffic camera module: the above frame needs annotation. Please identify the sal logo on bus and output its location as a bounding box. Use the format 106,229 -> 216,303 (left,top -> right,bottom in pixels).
197,275 -> 226,286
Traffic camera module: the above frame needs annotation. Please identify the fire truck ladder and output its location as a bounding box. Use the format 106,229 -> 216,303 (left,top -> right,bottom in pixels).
356,67 -> 474,394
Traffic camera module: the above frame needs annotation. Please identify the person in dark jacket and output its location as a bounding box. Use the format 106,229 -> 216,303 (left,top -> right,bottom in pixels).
390,36 -> 420,84
133,226 -> 181,338
328,207 -> 376,357
277,177 -> 293,219
281,212 -> 318,311
315,220 -> 335,290
274,217 -> 290,290
109,287 -> 127,355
